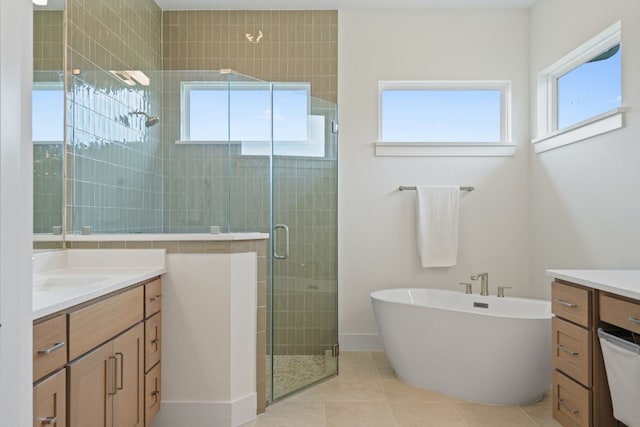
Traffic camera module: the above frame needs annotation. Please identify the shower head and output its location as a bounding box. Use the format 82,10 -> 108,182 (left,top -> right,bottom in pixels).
130,111 -> 160,127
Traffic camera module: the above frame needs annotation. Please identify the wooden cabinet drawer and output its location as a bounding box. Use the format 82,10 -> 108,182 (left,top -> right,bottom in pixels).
553,370 -> 591,427
33,315 -> 67,382
144,362 -> 161,427
68,287 -> 144,360
600,293 -> 640,334
552,317 -> 591,387
145,312 -> 161,372
144,278 -> 162,318
34,368 -> 66,427
552,281 -> 591,328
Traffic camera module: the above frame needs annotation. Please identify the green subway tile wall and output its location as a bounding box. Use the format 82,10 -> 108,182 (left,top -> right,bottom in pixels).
33,11 -> 64,235
65,0 -> 163,233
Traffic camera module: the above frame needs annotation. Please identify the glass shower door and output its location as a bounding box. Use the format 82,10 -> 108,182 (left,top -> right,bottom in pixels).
270,87 -> 339,400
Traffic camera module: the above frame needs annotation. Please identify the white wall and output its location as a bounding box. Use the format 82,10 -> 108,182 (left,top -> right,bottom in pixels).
529,0 -> 640,298
337,8 -> 531,348
0,1 -> 34,426
156,253 -> 257,427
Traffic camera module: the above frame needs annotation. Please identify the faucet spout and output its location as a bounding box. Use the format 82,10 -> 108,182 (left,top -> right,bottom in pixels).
470,272 -> 489,296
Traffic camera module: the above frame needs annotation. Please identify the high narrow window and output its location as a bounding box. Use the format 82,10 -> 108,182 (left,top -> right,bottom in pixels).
534,21 -> 623,153
378,81 -> 511,145
556,43 -> 621,130
32,82 -> 64,143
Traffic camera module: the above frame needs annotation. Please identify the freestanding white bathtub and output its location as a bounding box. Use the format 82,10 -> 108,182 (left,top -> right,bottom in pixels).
371,288 -> 551,405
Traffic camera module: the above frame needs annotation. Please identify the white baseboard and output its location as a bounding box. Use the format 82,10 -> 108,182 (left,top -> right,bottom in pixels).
152,393 -> 256,427
339,333 -> 384,351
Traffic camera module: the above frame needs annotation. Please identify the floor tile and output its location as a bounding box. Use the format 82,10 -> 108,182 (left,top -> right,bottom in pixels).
453,401 -> 537,426
389,401 -> 467,427
324,377 -> 387,402
381,379 -> 450,403
325,401 -> 397,427
254,352 -> 558,427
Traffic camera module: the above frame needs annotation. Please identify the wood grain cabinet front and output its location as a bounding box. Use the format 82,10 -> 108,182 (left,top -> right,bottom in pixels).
144,362 -> 162,427
67,323 -> 144,427
68,287 -> 143,360
553,370 -> 591,427
33,315 -> 67,382
600,293 -> 640,334
33,369 -> 66,427
552,317 -> 592,387
143,278 -> 162,427
550,279 -> 618,427
33,276 -> 162,427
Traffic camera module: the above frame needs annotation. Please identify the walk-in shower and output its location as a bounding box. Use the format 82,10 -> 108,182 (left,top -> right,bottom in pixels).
64,68 -> 338,403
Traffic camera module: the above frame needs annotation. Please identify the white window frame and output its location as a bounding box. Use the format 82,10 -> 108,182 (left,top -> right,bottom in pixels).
375,80 -> 515,157
178,81 -> 311,145
533,21 -> 624,154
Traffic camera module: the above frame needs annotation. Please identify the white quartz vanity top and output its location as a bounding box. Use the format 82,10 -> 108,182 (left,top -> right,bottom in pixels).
546,269 -> 640,301
33,249 -> 166,320
65,232 -> 269,241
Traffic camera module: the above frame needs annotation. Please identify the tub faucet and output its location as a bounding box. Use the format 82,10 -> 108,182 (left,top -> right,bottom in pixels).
471,272 -> 489,296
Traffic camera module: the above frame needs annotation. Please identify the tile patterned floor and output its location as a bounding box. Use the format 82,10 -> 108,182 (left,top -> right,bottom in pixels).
243,351 -> 561,427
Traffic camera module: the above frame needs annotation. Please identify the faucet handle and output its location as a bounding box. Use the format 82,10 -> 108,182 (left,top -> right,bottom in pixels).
458,282 -> 473,294
497,286 -> 512,298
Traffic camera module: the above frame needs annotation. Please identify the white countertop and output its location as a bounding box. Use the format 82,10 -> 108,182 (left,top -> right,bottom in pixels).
33,249 -> 166,320
546,269 -> 640,301
65,232 -> 269,241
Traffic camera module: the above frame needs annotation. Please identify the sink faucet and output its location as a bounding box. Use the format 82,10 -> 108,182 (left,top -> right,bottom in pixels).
471,272 -> 489,296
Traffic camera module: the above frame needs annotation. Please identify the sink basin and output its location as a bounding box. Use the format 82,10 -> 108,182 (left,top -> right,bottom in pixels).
34,275 -> 110,292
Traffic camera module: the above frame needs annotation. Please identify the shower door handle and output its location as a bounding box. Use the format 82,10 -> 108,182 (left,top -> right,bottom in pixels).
273,224 -> 290,260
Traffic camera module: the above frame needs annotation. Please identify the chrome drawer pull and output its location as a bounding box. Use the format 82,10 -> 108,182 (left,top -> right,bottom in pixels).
108,356 -> 118,395
151,390 -> 160,397
41,416 -> 57,425
558,399 -> 580,414
629,317 -> 640,325
556,299 -> 577,308
557,344 -> 579,356
38,341 -> 65,355
149,295 -> 162,302
115,352 -> 124,391
151,338 -> 160,345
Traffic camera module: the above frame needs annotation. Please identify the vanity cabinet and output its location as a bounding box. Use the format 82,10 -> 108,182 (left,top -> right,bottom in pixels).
143,278 -> 162,427
33,277 -> 162,427
550,279 -> 616,427
68,323 -> 144,427
33,368 -> 65,427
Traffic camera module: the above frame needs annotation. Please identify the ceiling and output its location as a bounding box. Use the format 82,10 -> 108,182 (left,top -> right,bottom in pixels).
155,0 -> 535,11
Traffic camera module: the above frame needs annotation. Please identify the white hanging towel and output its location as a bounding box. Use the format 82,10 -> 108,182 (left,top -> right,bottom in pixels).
415,185 -> 460,268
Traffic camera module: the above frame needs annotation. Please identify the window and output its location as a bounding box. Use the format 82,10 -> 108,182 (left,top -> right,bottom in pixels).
32,82 -> 64,143
557,43 -> 621,130
179,81 -> 324,157
376,81 -> 514,156
534,21 -> 623,153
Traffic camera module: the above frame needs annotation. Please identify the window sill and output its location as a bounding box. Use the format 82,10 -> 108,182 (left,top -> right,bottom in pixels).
374,142 -> 516,157
532,108 -> 625,154
175,140 -> 242,145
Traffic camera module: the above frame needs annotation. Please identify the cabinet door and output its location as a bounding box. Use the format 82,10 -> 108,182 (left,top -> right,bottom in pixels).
68,342 -> 114,427
33,369 -> 66,427
145,312 -> 161,372
113,323 -> 144,427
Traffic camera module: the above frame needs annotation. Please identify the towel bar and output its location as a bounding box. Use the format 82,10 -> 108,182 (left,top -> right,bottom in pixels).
399,186 -> 474,192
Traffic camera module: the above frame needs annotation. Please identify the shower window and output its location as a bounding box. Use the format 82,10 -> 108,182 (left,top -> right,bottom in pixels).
179,81 -> 311,145
378,80 -> 511,144
32,82 -> 64,143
